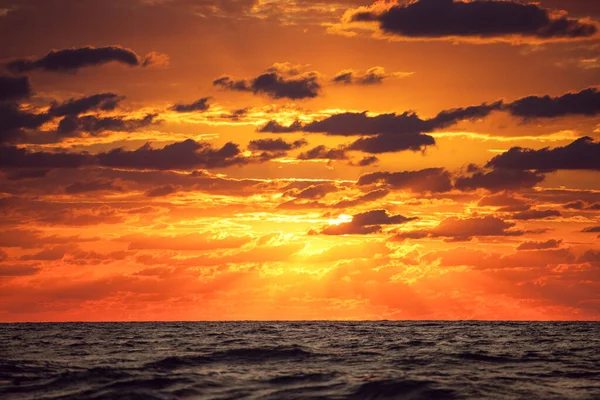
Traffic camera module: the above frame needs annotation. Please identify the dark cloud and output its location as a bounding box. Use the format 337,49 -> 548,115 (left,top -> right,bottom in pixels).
357,168 -> 453,193
582,226 -> 600,233
350,0 -> 597,40
0,264 -> 41,277
57,113 -> 158,137
432,102 -> 503,127
563,200 -> 586,210
394,215 -> 525,242
297,145 -> 348,160
455,168 -> 545,192
64,179 -> 123,194
292,183 -> 339,200
297,104 -> 497,154
487,137 -> 600,171
6,46 -> 152,73
506,87 -> 600,119
0,103 -> 51,144
213,64 -> 321,100
48,93 -> 123,117
331,189 -> 387,209
302,111 -> 428,136
578,250 -> 600,264
347,132 -> 435,153
0,75 -> 31,101
3,169 -> 50,181
0,145 -> 92,169
259,102 -> 498,154
248,138 -> 307,152
332,67 -> 406,85
511,209 -> 561,220
478,193 -> 532,212
321,209 -> 417,235
568,201 -> 600,211
1,138 -> 274,171
258,120 -> 304,133
145,185 -> 180,197
359,156 -> 379,166
517,239 -> 562,251
97,139 -> 249,170
170,97 -> 211,113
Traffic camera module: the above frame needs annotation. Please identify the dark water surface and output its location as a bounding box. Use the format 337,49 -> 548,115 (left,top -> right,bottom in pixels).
1,322 -> 599,399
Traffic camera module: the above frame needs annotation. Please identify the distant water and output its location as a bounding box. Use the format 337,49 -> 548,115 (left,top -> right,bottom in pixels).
1,322 -> 599,399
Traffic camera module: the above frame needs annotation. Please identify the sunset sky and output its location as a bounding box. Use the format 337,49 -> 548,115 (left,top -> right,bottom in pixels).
0,0 -> 599,322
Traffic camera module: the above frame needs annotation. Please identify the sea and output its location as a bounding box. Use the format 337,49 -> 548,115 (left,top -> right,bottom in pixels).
0,321 -> 599,399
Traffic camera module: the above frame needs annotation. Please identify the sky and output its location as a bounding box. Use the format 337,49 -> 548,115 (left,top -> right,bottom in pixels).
0,0 -> 599,322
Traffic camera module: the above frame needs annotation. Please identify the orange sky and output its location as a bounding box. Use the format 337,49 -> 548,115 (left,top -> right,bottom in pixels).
0,0 -> 599,321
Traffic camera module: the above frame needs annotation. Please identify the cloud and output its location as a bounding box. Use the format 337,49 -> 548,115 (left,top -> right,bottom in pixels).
563,200 -> 586,210
297,145 -> 348,160
511,209 -> 561,220
48,93 -> 124,117
97,139 -> 250,170
0,145 -> 92,169
0,103 -> 51,143
213,63 -> 321,100
506,87 -> 600,119
395,215 -> 525,242
320,209 -> 417,235
258,120 -> 305,133
0,75 -> 30,101
57,113 -> 158,137
478,193 -> 531,212
6,46 -> 158,73
344,0 -> 598,43
170,97 -> 211,113
261,103 -> 499,153
145,185 -> 180,197
353,156 -> 379,167
582,226 -> 600,233
429,215 -> 525,241
517,239 -> 563,251
357,168 -> 453,193
487,137 -> 600,171
141,51 -> 170,68
248,138 -> 307,151
578,250 -> 600,264
292,183 -> 339,200
0,229 -> 89,249
64,179 -> 123,194
347,132 -> 435,153
332,67 -> 412,85
0,264 -> 41,277
455,168 -> 545,192
333,189 -> 389,208
1,138 -> 278,171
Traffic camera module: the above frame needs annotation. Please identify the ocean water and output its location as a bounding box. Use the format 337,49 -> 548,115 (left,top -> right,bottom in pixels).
0,322 -> 599,399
